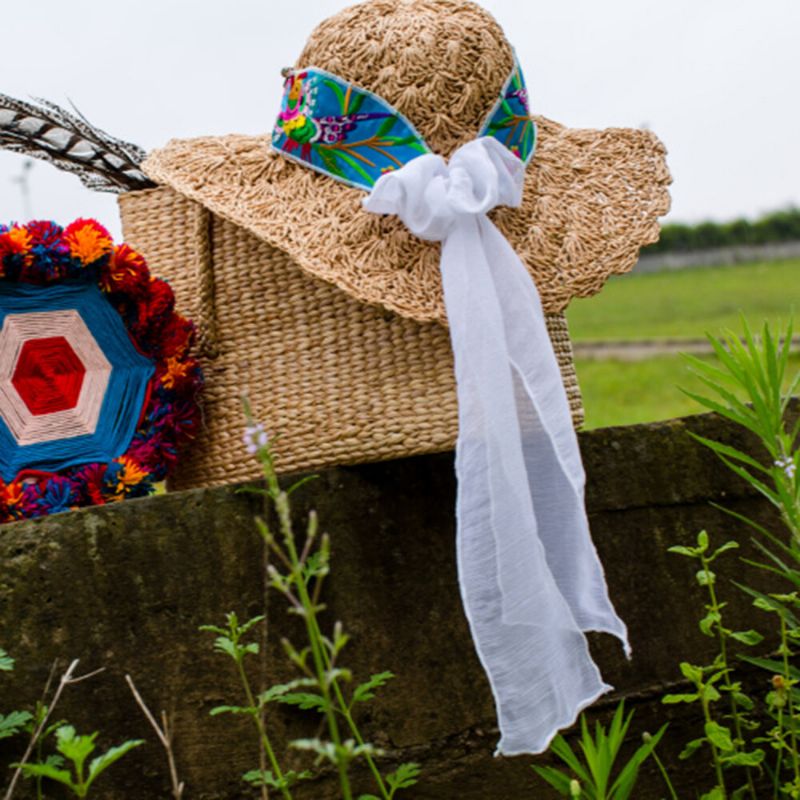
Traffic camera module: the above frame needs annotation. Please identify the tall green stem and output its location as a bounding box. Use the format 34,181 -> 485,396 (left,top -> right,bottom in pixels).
267,465 -> 353,800
262,449 -> 391,800
700,687 -> 728,800
780,615 -> 800,787
321,632 -> 390,799
651,748 -> 679,800
703,553 -> 756,799
236,656 -> 293,800
774,705 -> 785,800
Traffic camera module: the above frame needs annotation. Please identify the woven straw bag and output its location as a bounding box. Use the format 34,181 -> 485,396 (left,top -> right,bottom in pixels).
117,187 -> 581,490
116,0 -> 670,491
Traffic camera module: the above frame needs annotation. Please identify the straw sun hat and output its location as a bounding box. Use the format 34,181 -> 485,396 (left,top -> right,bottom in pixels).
143,0 -> 671,325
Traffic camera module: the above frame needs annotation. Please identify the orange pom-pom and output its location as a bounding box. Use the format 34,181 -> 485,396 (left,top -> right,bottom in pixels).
64,219 -> 113,265
0,225 -> 33,270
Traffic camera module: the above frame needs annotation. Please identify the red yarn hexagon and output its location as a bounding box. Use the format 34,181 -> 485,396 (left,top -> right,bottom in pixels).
11,336 -> 86,416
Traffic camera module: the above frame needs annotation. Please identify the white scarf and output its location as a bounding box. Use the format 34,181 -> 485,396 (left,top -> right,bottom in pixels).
363,136 -> 630,755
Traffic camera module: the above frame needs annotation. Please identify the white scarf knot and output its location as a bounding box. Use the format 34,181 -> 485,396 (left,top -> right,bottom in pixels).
364,137 -> 524,240
363,136 -> 629,756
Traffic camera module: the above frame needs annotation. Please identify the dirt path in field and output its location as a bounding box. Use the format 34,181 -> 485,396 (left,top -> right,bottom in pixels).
573,336 -> 800,361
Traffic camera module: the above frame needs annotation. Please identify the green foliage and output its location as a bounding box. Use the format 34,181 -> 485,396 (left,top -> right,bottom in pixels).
665,530 -> 764,798
14,724 -> 142,798
0,648 -> 32,747
679,318 -> 800,797
684,320 -> 800,543
0,648 -> 15,672
645,208 -> 800,254
200,409 -> 419,800
532,702 -> 667,799
0,711 -> 33,741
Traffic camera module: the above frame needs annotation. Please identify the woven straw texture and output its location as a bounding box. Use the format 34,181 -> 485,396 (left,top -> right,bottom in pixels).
142,0 -> 671,326
119,186 -> 583,489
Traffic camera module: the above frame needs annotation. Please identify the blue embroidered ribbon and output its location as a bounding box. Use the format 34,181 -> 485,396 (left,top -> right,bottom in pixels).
271,58 -> 537,190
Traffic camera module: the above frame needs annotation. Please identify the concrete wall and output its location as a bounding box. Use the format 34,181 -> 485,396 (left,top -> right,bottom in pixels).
0,410 -> 791,799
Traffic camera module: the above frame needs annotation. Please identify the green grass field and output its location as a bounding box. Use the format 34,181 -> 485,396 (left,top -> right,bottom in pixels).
567,259 -> 798,342
576,353 -> 800,429
564,259 -> 800,429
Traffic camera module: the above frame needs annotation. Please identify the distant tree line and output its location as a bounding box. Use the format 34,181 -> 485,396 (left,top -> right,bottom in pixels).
645,207 -> 800,253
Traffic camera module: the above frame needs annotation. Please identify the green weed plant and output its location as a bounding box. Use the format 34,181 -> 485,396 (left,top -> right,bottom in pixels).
201,410 -> 420,800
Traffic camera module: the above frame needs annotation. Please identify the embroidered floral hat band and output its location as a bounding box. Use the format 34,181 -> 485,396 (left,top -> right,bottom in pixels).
270,56 -> 630,757
272,57 -> 536,190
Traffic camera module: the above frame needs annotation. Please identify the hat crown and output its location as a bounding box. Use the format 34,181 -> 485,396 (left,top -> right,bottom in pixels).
296,0 -> 515,157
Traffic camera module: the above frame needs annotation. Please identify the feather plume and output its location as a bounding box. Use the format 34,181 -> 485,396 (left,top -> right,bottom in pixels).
0,94 -> 156,193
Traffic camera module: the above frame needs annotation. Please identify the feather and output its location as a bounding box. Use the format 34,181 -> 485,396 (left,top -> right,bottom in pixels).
0,94 -> 156,194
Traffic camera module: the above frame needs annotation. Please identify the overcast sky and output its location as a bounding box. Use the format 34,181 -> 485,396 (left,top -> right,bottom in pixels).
1,0 -> 798,240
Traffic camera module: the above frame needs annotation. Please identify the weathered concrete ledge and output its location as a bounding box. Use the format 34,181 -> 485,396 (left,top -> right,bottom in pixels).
0,411 -> 791,799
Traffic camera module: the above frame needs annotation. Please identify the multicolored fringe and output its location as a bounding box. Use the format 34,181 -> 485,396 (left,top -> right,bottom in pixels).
0,219 -> 203,523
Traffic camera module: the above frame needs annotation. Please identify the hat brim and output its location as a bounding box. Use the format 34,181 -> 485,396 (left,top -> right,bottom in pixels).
142,116 -> 671,324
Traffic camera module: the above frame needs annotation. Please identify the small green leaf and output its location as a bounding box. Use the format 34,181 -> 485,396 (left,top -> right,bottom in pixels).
662,693 -> 699,704
211,636 -> 237,659
55,725 -> 97,777
697,530 -> 710,551
0,710 -> 33,740
0,648 -> 15,671
679,662 -> 704,684
701,684 -> 722,703
549,735 -> 591,783
721,749 -> 765,767
710,540 -> 741,561
704,721 -> 733,752
532,765 -> 575,794
237,615 -> 266,636
13,762 -> 76,792
287,474 -> 319,495
244,769 -> 313,788
667,545 -> 697,558
259,678 -> 318,706
210,704 -> 254,716
729,629 -> 764,646
740,654 -> 800,681
696,568 -> 716,587
701,787 -> 726,800
86,740 -> 144,789
700,610 -> 721,637
385,761 -> 421,791
352,671 -> 395,704
198,624 -> 228,636
277,692 -> 327,712
679,737 -> 706,760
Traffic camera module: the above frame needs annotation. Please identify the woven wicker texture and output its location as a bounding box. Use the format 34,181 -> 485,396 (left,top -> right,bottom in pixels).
142,0 -> 671,325
119,186 -> 583,489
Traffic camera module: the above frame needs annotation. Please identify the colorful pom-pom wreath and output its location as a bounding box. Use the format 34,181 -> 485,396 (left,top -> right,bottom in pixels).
0,219 -> 203,523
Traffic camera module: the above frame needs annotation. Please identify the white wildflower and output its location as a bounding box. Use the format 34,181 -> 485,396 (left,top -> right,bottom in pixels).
243,422 -> 269,454
775,455 -> 796,480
